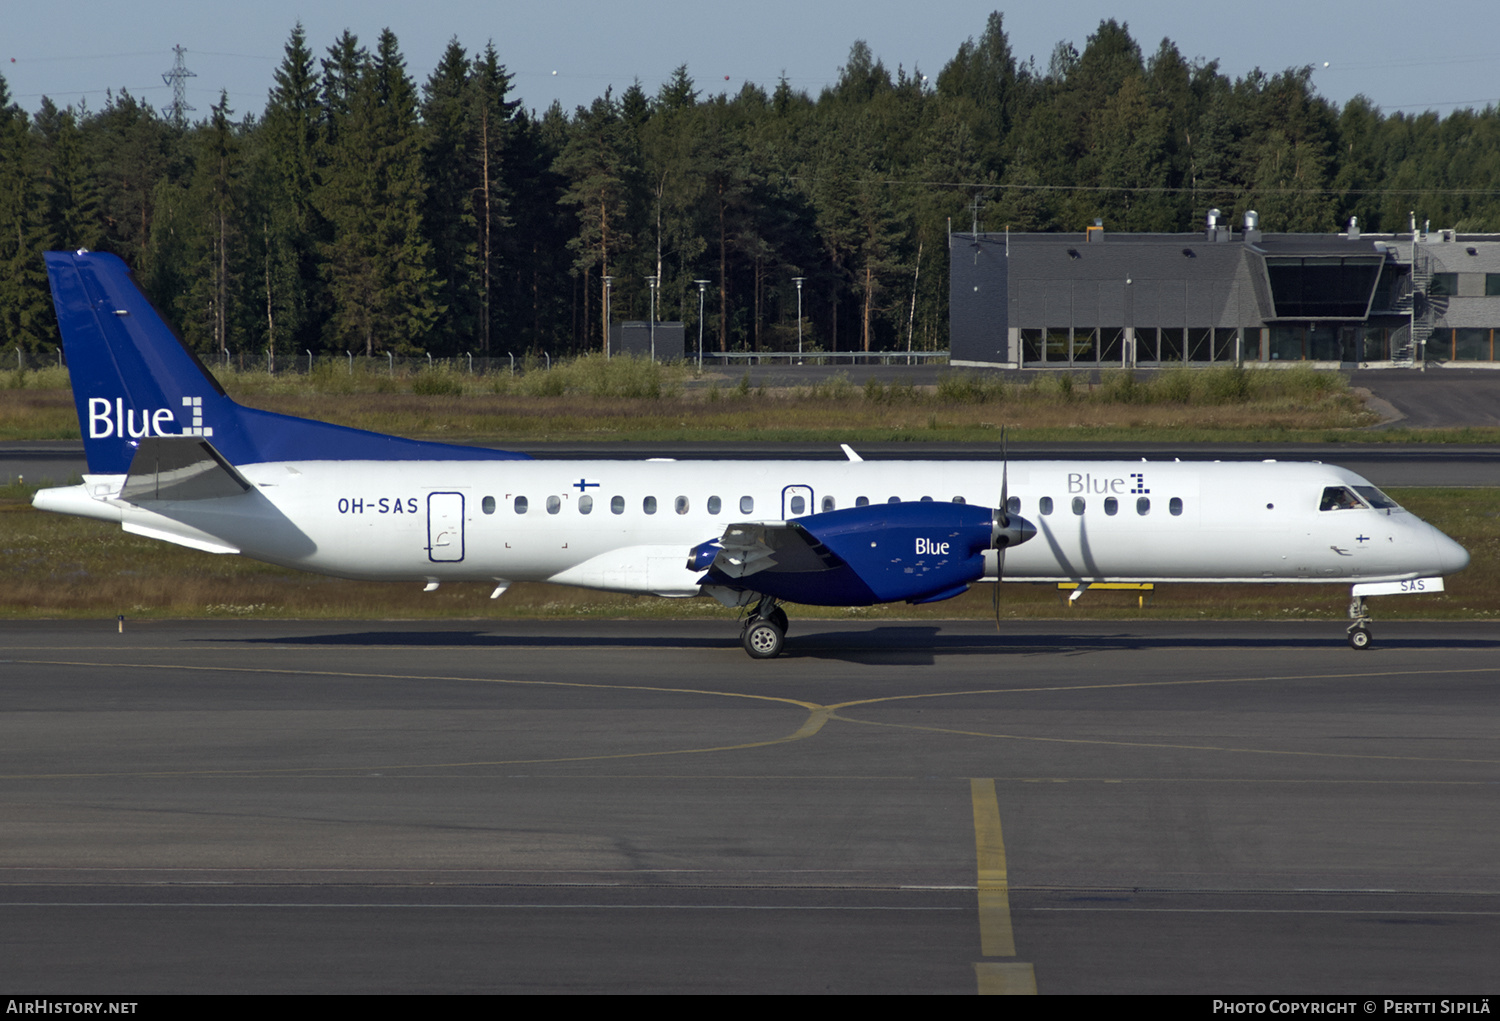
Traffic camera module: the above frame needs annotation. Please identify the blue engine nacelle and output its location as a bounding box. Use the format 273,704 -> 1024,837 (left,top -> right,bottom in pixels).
695,501 -> 997,606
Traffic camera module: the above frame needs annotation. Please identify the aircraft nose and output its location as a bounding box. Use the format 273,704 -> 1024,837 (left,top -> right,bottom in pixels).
1432,529 -> 1470,575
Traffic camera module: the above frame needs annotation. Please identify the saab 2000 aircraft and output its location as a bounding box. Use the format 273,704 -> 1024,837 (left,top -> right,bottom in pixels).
33,250 -> 1469,657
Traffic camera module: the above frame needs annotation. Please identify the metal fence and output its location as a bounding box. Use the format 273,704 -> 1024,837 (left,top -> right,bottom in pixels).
6,346 -> 953,375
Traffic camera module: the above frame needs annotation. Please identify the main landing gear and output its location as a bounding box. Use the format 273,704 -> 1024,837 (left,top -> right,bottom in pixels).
1347,594 -> 1373,650
741,598 -> 789,659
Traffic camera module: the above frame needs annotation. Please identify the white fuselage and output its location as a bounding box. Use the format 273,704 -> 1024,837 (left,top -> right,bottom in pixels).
40,458 -> 1469,597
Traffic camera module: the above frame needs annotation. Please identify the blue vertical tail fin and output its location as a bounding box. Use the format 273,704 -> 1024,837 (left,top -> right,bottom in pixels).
44,250 -> 527,472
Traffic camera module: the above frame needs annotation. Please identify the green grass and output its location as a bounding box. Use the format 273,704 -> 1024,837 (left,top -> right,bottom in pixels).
1,360 -> 1402,445
3,481 -> 1495,623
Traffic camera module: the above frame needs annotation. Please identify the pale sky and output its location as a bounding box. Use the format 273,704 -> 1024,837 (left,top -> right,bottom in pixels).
5,1 -> 1497,121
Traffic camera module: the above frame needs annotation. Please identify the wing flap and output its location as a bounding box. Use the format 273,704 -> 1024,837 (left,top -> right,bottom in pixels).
708,522 -> 843,579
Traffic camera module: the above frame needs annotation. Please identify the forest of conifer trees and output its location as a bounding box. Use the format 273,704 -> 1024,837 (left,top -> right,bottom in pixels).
3,13 -> 1500,361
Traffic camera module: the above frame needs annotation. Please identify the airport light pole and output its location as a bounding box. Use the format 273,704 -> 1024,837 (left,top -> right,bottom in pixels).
647,275 -> 659,361
793,277 -> 805,360
695,279 -> 710,370
603,275 -> 613,357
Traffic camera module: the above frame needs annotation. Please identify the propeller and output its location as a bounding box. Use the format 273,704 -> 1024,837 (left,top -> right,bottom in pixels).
990,426 -> 1036,628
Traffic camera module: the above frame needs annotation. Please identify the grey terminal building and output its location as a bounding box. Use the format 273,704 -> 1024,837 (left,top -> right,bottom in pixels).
949,212 -> 1500,369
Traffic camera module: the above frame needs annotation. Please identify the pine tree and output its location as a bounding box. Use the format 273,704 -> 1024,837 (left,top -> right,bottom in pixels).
0,76 -> 56,353
555,90 -> 637,352
260,23 -> 325,356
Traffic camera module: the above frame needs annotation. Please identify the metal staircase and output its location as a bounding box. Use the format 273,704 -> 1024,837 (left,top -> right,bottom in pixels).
1391,248 -> 1440,367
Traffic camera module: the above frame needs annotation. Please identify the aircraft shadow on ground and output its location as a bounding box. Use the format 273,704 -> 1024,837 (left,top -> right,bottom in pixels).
206,626 -> 1500,666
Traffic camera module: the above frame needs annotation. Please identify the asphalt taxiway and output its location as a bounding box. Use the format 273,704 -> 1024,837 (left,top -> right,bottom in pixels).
2,618 -> 1498,994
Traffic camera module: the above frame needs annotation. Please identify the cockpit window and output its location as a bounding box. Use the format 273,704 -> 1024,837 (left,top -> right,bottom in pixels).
1319,486 -> 1365,511
1353,486 -> 1400,510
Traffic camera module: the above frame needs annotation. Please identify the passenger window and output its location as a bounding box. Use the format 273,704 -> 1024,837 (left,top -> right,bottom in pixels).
579,495 -> 593,514
1104,497 -> 1118,516
546,495 -> 561,514
888,496 -> 900,504
1039,497 -> 1053,516
821,496 -> 836,512
920,496 -> 933,502
952,496 -> 965,504
1072,497 -> 1085,515
790,495 -> 805,515
514,496 -> 528,514
1006,496 -> 1020,515
611,495 -> 624,514
740,496 -> 754,514
708,496 -> 721,515
675,496 -> 689,515
1320,486 -> 1363,511
482,496 -> 496,515
856,496 -> 870,507
1137,497 -> 1150,515
1169,497 -> 1183,516
644,496 -> 657,515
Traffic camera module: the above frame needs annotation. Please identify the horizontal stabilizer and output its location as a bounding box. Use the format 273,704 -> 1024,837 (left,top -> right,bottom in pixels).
121,437 -> 252,502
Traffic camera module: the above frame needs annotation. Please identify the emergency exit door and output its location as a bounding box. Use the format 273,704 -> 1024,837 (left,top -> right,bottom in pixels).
427,492 -> 465,562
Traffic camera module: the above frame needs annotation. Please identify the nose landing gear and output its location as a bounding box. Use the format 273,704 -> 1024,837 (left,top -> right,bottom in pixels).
1347,595 -> 1373,650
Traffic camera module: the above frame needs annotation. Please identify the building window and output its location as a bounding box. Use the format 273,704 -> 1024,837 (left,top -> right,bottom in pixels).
1187,327 -> 1212,362
1213,328 -> 1238,361
1071,328 -> 1097,363
1046,328 -> 1069,362
1269,324 -> 1304,361
1159,328 -> 1184,362
1135,327 -> 1159,363
1429,273 -> 1457,297
1486,274 -> 1500,296
1454,328 -> 1490,361
1021,329 -> 1044,364
1099,327 -> 1124,363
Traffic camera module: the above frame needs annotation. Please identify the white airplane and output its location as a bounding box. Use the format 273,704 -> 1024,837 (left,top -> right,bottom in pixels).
33,250 -> 1469,657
